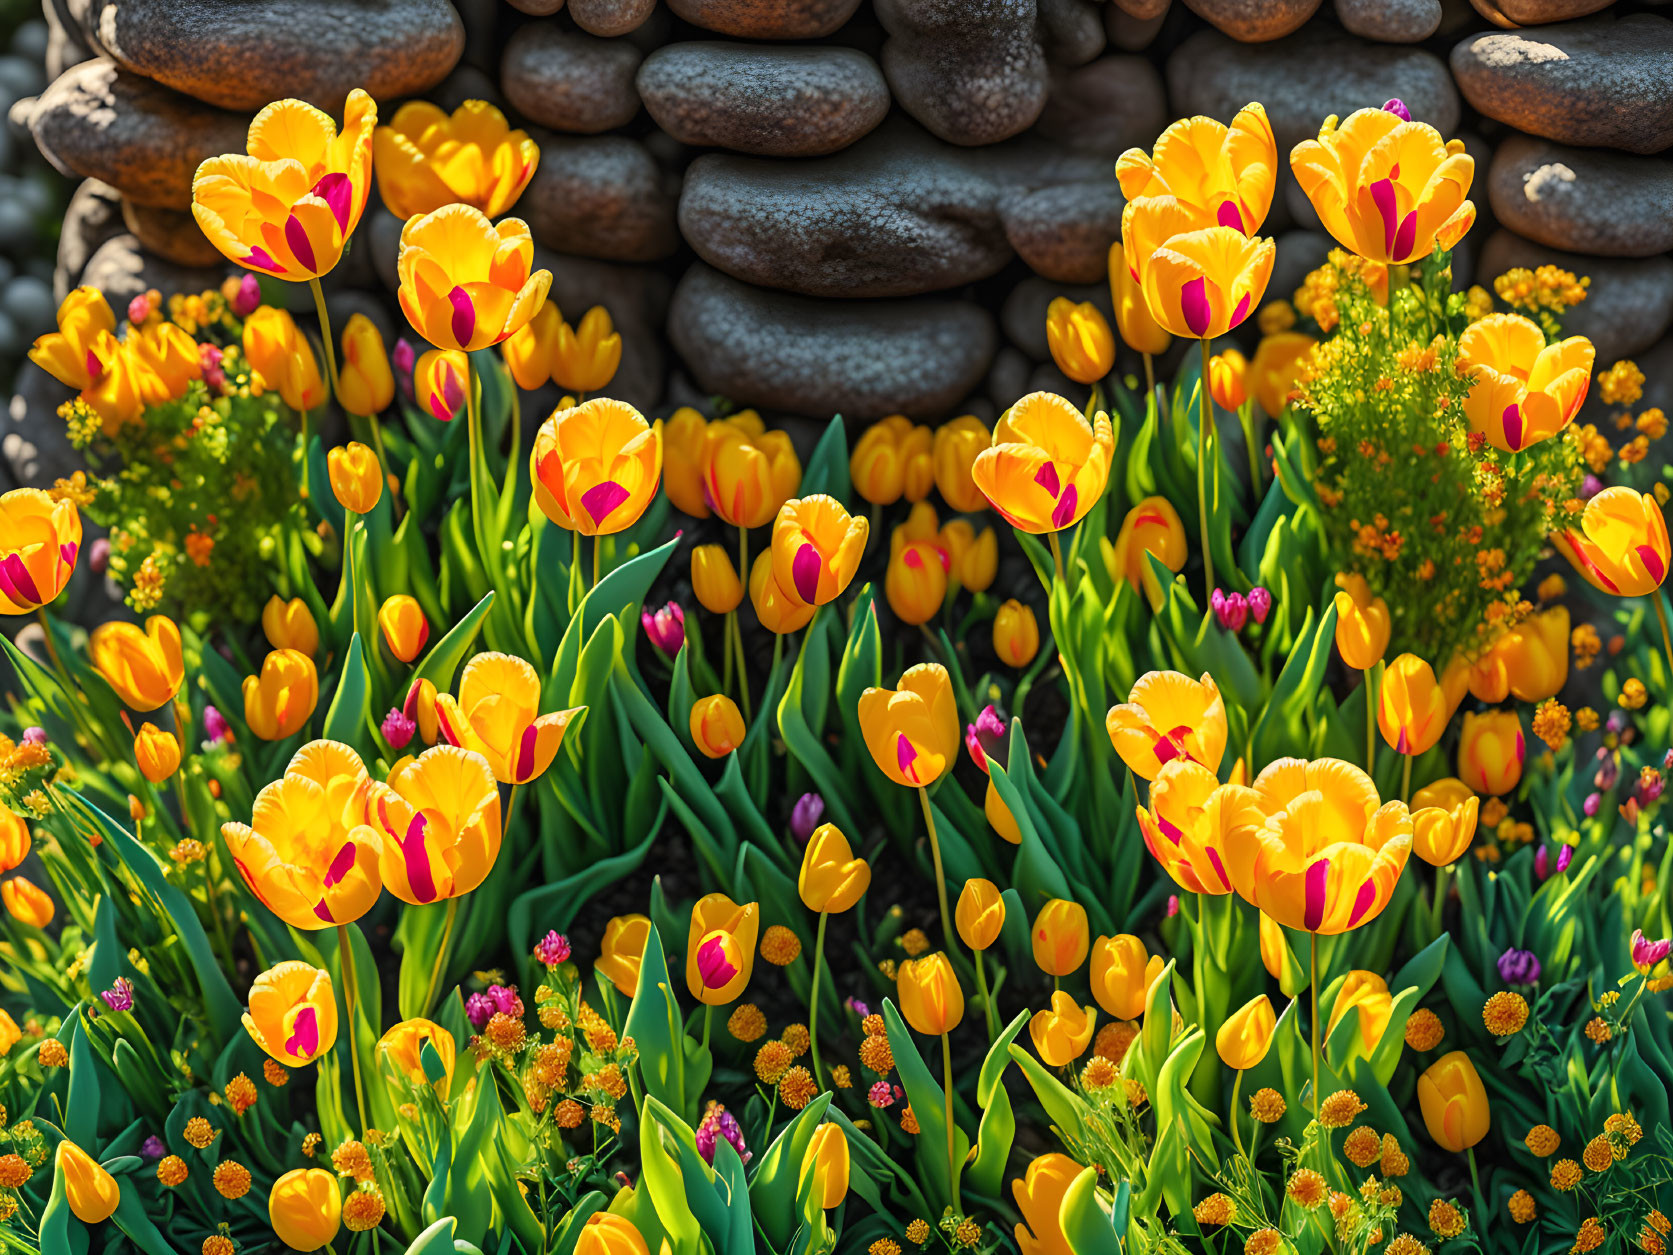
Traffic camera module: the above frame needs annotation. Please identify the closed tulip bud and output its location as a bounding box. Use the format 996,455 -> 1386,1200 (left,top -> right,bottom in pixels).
749,551 -> 816,634
133,722 -> 182,783
1032,899 -> 1090,977
328,441 -> 382,514
958,525 -> 998,592
1378,653 -> 1447,756
29,288 -> 116,392
376,1017 -> 456,1098
691,544 -> 744,615
55,1141 -> 120,1224
798,823 -> 870,913
1109,241 -> 1171,357
985,777 -> 1023,843
1089,933 -> 1162,1019
1631,928 -> 1671,975
90,614 -> 183,711
415,348 -> 469,422
243,648 -> 319,741
1329,971 -> 1394,1056
1045,298 -> 1116,385
244,961 -> 338,1067
890,500 -> 940,558
503,301 -> 561,390
377,594 -> 430,663
269,1168 -> 343,1252
773,495 -> 868,606
0,810 -> 28,874
397,205 -> 551,352
1208,348 -> 1248,410
993,600 -> 1039,668
576,1212 -> 651,1255
1216,994 -> 1276,1070
851,416 -> 932,506
1104,496 -> 1188,601
641,601 -> 685,658
375,99 -> 538,220
1258,911 -> 1287,981
859,663 -> 960,788
802,1124 -> 849,1210
690,694 -> 746,758
1458,709 -> 1524,796
404,677 -> 440,745
955,878 -> 1005,951
2,876 -> 53,928
1249,331 -> 1317,417
263,596 -> 319,655
1489,605 -> 1569,703
1333,574 -> 1391,670
1417,1051 -> 1490,1152
243,306 -> 326,412
686,893 -> 759,1005
1411,777 -> 1479,866
1014,1154 -> 1086,1255
705,424 -> 802,529
886,540 -> 949,625
662,407 -> 711,518
974,393 -> 1113,535
552,306 -> 622,394
933,415 -> 990,513
337,313 -> 394,417
897,952 -> 964,1035
0,1010 -> 17,1054
596,913 -> 652,997
1029,991 -> 1096,1067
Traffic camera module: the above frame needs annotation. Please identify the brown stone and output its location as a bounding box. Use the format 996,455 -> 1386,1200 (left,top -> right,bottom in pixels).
875,0 -> 1048,147
501,24 -> 643,134
1182,0 -> 1322,41
568,0 -> 656,36
665,0 -> 863,38
121,199 -> 222,269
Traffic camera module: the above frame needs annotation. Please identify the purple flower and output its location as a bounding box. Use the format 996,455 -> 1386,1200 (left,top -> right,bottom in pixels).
534,930 -> 571,967
89,537 -> 111,575
487,984 -> 521,1016
1581,474 -> 1604,499
100,977 -> 134,1013
845,997 -> 870,1019
465,992 -> 494,1030
393,336 -> 417,399
1607,710 -> 1630,736
1556,843 -> 1574,874
965,704 -> 1007,772
1632,929 -> 1671,973
1583,792 -> 1601,818
790,793 -> 825,844
1534,844 -> 1551,881
203,706 -> 229,745
1166,894 -> 1180,918
696,1102 -> 750,1166
640,602 -> 686,659
1497,947 -> 1541,986
141,1136 -> 166,1160
232,273 -> 262,318
1211,589 -> 1248,633
1247,586 -> 1273,626
382,707 -> 416,750
21,727 -> 46,746
1383,98 -> 1412,122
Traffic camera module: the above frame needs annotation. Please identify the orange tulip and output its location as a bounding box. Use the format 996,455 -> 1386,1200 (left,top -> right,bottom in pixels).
690,694 -> 746,758
377,1017 -> 456,1098
749,552 -> 816,635
1377,653 -> 1447,756
337,313 -> 394,418
993,600 -> 1039,668
1108,241 -> 1170,357
885,539 -> 948,625
553,307 -> 622,395
933,415 -> 990,513
1089,933 -> 1164,1020
692,544 -> 745,615
798,823 -> 870,914
851,416 -> 933,506
133,722 -> 182,784
530,397 -> 663,535
1104,496 -> 1188,597
1458,710 -> 1524,797
858,663 -> 959,788
268,1167 -> 342,1251
0,810 -> 29,874
1134,759 -> 1265,895
662,407 -> 711,518
244,306 -> 325,412
1458,314 -> 1592,452
243,961 -> 338,1067
1208,348 -> 1247,410
503,301 -> 561,391
327,441 -> 382,514
396,204 -> 551,352
686,893 -> 759,1005
243,648 -> 318,741
972,392 -> 1113,534
2,876 -> 53,928
1044,298 -> 1115,385
1249,331 -> 1317,417
1132,219 -> 1274,341
955,878 -> 1005,951
897,952 -> 963,1035
576,1213 -> 650,1255
378,595 -> 429,663
1333,573 -> 1391,671
1031,899 -> 1090,977
414,348 -> 469,423
1029,991 -> 1095,1067
0,489 -> 81,615
771,495 -> 868,607
55,1140 -> 120,1224
366,745 -> 503,904
1417,1051 -> 1490,1152
1216,994 -> 1276,1070
1555,487 -> 1670,598
1106,670 -> 1228,781
704,422 -> 801,528
1411,777 -> 1479,866
435,652 -> 581,785
374,99 -> 538,220
27,287 -> 116,392
89,614 -> 183,711
1117,103 -> 1277,241
1328,970 -> 1395,1055
596,913 -> 652,997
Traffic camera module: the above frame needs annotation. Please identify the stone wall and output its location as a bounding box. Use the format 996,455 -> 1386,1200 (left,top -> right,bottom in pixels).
11,0 -> 1673,460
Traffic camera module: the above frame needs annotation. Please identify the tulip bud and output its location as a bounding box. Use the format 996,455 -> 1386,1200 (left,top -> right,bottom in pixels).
327,441 -> 382,515
1632,928 -> 1671,975
232,273 -> 262,317
932,415 -> 989,513
377,594 -> 430,663
553,306 -> 622,394
576,1212 -> 651,1255
0,1010 -> 18,1053
1247,585 -> 1273,625
89,615 -> 184,711
1378,653 -> 1447,756
377,1017 -> 456,1098
1105,497 -> 1187,598
134,722 -> 182,783
243,649 -> 319,741
691,544 -> 744,615
1208,349 -> 1248,410
958,525 -> 998,593
1,876 -> 52,929
798,823 -> 870,913
381,707 -> 416,750
965,705 -> 1007,774
886,540 -> 949,626
993,600 -> 1040,668
897,952 -> 963,1035
1417,1051 -> 1490,1152
1215,994 -> 1276,1070
851,417 -> 931,506
1458,709 -> 1525,796
263,596 -> 319,656
404,677 -> 440,746
955,878 -> 1005,951
337,313 -> 394,417
1497,947 -> 1541,986
1333,574 -> 1391,671
269,1168 -> 343,1252
1109,241 -> 1171,357
641,602 -> 685,658
1029,990 -> 1096,1067
503,302 -> 561,391
789,792 -> 824,843
690,694 -> 745,758
243,306 -> 324,412
1210,589 -> 1248,633
1045,297 -> 1116,385
1032,899 -> 1090,977
1411,777 -> 1478,866
1328,971 -> 1394,1056
0,811 -> 28,874
415,348 -> 469,422
686,892 -> 759,1004
55,1140 -> 120,1224
985,777 -> 1023,844
802,1123 -> 850,1210
1089,933 -> 1162,1020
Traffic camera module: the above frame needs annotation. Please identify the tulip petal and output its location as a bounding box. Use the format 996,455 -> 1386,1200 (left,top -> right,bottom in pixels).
400,813 -> 438,904
793,542 -> 822,605
1181,277 -> 1212,337
286,1006 -> 319,1060
580,479 -> 630,525
449,286 -> 476,348
312,171 -> 352,231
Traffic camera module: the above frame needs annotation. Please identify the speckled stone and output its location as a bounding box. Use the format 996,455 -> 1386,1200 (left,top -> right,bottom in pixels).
1488,135 -> 1673,258
505,0 -> 564,13
24,59 -> 250,209
1488,0 -> 1614,22
999,181 -> 1123,284
1036,55 -> 1169,158
1038,0 -> 1107,66
1478,229 -> 1673,361
637,43 -> 888,157
501,24 -> 642,134
121,199 -> 221,268
63,0 -> 463,111
875,0 -> 1048,147
1451,16 -> 1673,155
568,0 -> 656,37
668,263 -> 996,421
520,134 -> 679,262
1335,0 -> 1442,43
1182,0 -> 1322,41
665,0 -> 863,38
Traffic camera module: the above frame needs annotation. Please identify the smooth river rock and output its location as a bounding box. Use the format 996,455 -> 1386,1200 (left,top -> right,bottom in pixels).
637,43 -> 888,157
1486,0 -> 1615,22
121,199 -> 221,268
567,0 -> 656,37
875,0 -> 1048,147
520,134 -> 679,263
501,24 -> 642,134
24,59 -> 249,209
998,181 -> 1123,284
63,0 -> 463,111
1037,0 -> 1107,65
1036,55 -> 1170,158
669,264 -> 995,421
1335,0 -> 1442,42
1451,16 -> 1673,155
1181,0 -> 1322,40
665,0 -> 864,38
1488,135 -> 1673,258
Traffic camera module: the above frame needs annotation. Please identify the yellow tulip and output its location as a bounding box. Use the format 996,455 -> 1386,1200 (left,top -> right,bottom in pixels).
772,495 -> 868,607
193,90 -> 376,282
1208,348 -> 1247,410
1032,899 -> 1090,977
749,551 -> 815,634
1417,1051 -> 1490,1152
553,306 -> 622,394
1089,933 -> 1163,1019
503,301 -> 561,391
1377,653 -> 1447,756
972,392 -> 1113,534
243,306 -> 325,412
243,648 -> 319,741
405,677 -> 440,746
1477,605 -> 1568,703
1117,103 -> 1277,241
851,416 -> 933,506
374,99 -> 538,219
955,878 -> 1005,951
704,423 -> 801,529
596,913 -> 652,997
328,441 -> 382,514
1457,314 -> 1592,452
1108,241 -> 1170,357
1106,670 -> 1228,781
692,544 -> 744,614
415,347 -> 469,423
993,599 -> 1039,668
686,893 -> 759,1005
1328,970 -> 1394,1055
0,489 -> 81,615
1290,107 -> 1474,266
885,540 -> 948,626
933,415 -> 990,512
1104,496 -> 1188,598
576,1212 -> 650,1255
1411,777 -> 1479,867
690,694 -> 746,758
1130,217 -> 1274,340
377,1017 -> 456,1098
133,722 -> 181,784
802,1124 -> 849,1209
985,777 -> 1022,844
55,1140 -> 120,1224
1248,330 -> 1316,417
263,596 -> 319,655
435,652 -> 581,785
1333,573 -> 1391,670
129,322 -> 202,402
1258,910 -> 1287,983
2,876 -> 53,928
1555,486 -> 1670,598
1457,710 -> 1524,797
529,396 -> 662,536
90,615 -> 183,711
954,524 -> 998,592
1044,298 -> 1115,384
0,1011 -> 17,1054
1134,760 -> 1266,895
897,952 -> 963,1035
1029,991 -> 1095,1067
269,1168 -> 343,1252
366,744 -> 503,903
1013,1154 -> 1085,1255
1216,994 -> 1276,1070
798,823 -> 870,913
337,313 -> 394,417
0,810 -> 29,874
378,594 -> 429,663
662,407 -> 711,518
858,663 -> 959,788
27,287 -> 116,392
396,204 -> 551,351
243,961 -> 338,1067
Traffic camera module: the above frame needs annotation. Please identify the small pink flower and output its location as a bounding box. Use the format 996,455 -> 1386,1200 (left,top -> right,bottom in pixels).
1632,928 -> 1671,974
641,602 -> 685,659
867,1081 -> 893,1108
233,273 -> 261,317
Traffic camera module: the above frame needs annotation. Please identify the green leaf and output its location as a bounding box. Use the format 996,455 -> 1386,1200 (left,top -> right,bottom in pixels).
322,631 -> 368,747
748,1091 -> 833,1252
967,1010 -> 1029,1197
414,590 -> 496,695
623,921 -> 712,1125
881,1000 -> 969,1214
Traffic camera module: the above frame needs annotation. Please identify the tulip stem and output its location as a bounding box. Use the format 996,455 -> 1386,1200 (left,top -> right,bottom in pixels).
918,787 -> 957,958
420,897 -> 460,1019
1047,531 -> 1065,587
1654,593 -> 1673,690
592,535 -> 601,588
337,923 -> 368,1134
734,608 -> 753,724
464,356 -> 492,574
974,950 -> 998,1040
1142,353 -> 1156,407
1229,1067 -> 1245,1160
1197,338 -> 1216,600
701,1004 -> 713,1055
1309,931 -> 1321,1119
1429,862 -> 1454,937
808,910 -> 828,1091
1364,667 -> 1376,778
1241,403 -> 1262,500
1466,1145 -> 1486,1222
940,1029 -> 959,1213
722,611 -> 736,696
308,278 -> 342,403
1401,754 -> 1412,805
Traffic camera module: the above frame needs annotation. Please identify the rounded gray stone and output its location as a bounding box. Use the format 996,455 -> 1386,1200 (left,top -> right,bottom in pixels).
1335,0 -> 1442,42
520,133 -> 679,262
1451,16 -> 1673,155
638,42 -> 887,157
999,181 -> 1123,285
1037,55 -> 1169,158
875,0 -> 1048,147
1488,135 -> 1673,258
1105,2 -> 1168,51
569,0 -> 656,37
501,24 -> 642,134
1182,0 -> 1322,40
1038,0 -> 1107,66
668,263 -> 996,421
665,0 -> 863,38
121,198 -> 222,268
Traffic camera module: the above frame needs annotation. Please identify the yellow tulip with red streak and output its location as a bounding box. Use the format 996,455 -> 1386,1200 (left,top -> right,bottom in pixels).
1555,486 -> 1670,598
375,99 -> 538,219
396,203 -> 551,352
1134,759 -> 1265,895
858,663 -> 959,788
1458,314 -> 1592,452
772,495 -> 868,606
415,348 -> 469,422
972,392 -> 1113,534
243,961 -> 339,1067
1104,496 -> 1187,597
1106,670 -> 1228,781
365,745 -> 503,905
1458,710 -> 1524,796
1117,103 -> 1277,241
1377,653 -> 1447,756
704,422 -> 802,528
244,648 -> 319,740
90,614 -> 183,710
530,397 -> 662,535
686,893 -> 759,1005
0,489 -> 81,615
435,652 -> 581,785
690,694 -> 746,758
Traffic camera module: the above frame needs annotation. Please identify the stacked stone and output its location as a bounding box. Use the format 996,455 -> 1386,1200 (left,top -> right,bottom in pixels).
10,0 -> 1673,434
